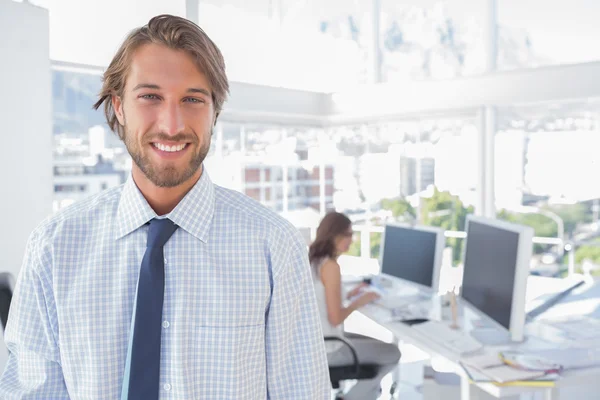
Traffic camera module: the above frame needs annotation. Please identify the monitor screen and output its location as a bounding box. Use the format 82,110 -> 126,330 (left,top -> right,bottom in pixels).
461,220 -> 521,330
380,225 -> 439,288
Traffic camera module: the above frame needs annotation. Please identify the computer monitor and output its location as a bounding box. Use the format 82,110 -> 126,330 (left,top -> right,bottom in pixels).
379,223 -> 445,291
461,215 -> 533,342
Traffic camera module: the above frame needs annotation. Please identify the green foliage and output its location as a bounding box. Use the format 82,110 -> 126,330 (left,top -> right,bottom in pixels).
496,210 -> 556,253
497,203 -> 591,255
574,238 -> 600,266
347,232 -> 382,259
496,210 -> 557,238
546,203 -> 590,236
348,236 -> 361,257
370,232 -> 382,259
420,187 -> 473,263
380,198 -> 416,220
574,245 -> 600,265
349,192 -> 592,262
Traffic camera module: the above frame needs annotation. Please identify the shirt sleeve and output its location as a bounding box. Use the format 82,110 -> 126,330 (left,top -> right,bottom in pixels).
265,226 -> 330,399
0,229 -> 69,399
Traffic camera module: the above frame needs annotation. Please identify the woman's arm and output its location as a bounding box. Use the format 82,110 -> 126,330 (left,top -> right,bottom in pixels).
320,259 -> 379,327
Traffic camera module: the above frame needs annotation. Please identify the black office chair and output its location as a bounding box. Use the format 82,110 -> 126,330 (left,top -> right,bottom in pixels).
325,336 -> 385,400
0,284 -> 11,331
0,273 -> 14,331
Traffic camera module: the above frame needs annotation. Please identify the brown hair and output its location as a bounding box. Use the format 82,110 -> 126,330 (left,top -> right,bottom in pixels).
93,14 -> 229,139
309,212 -> 352,265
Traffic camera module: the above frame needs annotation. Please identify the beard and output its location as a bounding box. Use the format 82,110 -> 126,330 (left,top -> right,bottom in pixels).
123,122 -> 212,188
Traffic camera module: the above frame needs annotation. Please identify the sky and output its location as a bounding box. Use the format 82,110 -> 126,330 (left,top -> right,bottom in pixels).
26,0 -> 600,71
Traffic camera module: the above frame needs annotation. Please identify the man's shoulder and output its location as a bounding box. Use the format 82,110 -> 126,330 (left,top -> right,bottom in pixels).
213,185 -> 301,240
32,185 -> 124,241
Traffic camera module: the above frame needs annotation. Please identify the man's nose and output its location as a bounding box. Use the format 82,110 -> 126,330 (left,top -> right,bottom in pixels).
157,102 -> 185,137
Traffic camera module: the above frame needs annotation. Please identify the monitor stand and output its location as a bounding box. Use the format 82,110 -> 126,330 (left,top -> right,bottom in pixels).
470,327 -> 526,346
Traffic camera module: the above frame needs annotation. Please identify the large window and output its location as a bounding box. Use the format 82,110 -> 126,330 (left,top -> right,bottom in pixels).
496,98 -> 600,276
340,116 -> 478,263
52,66 -> 129,211
39,1 -> 600,279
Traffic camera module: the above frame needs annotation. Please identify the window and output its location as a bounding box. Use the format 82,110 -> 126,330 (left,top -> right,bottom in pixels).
50,65 -> 129,211
333,117 -> 478,263
196,0 -> 367,90
496,98 -> 600,276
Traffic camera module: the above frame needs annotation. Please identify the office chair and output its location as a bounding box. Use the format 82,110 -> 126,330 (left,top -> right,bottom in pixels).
325,336 -> 395,400
0,273 -> 14,372
0,273 -> 14,331
0,284 -> 11,331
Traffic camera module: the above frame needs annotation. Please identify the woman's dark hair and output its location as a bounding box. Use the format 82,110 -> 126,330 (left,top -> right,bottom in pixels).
309,212 -> 352,265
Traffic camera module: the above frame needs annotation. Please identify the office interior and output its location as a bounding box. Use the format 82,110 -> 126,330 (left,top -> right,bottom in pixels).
2,0 -> 600,399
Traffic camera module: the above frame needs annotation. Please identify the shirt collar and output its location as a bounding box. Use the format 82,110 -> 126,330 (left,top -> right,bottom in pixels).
114,168 -> 215,243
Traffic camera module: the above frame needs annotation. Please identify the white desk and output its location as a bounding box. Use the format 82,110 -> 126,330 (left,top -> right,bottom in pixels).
348,273 -> 600,400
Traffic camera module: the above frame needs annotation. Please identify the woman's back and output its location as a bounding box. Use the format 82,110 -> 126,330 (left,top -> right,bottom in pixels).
311,257 -> 344,352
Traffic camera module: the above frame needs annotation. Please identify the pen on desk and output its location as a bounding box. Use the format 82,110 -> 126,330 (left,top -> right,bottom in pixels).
449,288 -> 459,329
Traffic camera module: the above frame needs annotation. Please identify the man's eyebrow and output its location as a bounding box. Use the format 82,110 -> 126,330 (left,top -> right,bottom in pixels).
187,87 -> 211,97
132,83 -> 160,91
131,83 -> 211,97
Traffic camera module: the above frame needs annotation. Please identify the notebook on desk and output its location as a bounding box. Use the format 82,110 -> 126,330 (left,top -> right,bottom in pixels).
460,363 -> 558,387
461,350 -> 558,385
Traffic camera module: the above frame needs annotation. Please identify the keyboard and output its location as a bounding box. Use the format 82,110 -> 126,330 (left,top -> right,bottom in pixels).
411,320 -> 483,356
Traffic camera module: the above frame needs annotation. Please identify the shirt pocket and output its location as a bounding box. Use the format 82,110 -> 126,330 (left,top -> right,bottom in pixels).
188,271 -> 270,327
187,324 -> 266,399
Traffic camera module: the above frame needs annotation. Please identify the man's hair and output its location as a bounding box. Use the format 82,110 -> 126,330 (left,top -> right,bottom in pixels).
93,14 -> 229,139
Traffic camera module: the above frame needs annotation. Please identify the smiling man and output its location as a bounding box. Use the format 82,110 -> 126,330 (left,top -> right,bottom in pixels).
0,15 -> 330,399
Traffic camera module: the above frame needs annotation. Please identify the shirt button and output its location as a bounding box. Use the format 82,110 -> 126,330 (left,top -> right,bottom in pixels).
164,258 -> 168,265
164,383 -> 171,391
163,321 -> 170,329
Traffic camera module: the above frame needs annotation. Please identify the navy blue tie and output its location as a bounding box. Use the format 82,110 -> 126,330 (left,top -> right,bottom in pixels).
128,218 -> 178,400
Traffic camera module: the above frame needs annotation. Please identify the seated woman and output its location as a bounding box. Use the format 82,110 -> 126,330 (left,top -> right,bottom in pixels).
310,212 -> 401,400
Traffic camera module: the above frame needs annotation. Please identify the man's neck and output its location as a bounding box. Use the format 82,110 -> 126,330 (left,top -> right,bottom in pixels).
132,166 -> 202,216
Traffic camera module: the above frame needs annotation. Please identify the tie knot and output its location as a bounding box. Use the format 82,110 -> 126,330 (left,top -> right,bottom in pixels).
147,218 -> 178,248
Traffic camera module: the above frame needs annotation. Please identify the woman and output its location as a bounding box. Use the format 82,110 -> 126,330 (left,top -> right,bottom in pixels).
310,212 -> 401,400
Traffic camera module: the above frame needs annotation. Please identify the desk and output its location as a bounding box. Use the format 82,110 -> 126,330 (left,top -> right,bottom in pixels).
348,273 -> 600,400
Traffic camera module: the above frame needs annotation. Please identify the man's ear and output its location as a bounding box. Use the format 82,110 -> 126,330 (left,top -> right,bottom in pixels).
112,95 -> 125,126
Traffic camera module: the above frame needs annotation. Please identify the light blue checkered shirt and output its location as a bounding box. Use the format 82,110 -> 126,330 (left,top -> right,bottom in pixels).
0,169 -> 330,399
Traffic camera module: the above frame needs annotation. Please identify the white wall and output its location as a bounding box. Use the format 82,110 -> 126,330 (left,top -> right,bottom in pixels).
0,1 -> 53,281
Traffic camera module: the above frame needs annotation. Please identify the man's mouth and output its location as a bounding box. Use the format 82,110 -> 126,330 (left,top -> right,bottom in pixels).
152,142 -> 189,152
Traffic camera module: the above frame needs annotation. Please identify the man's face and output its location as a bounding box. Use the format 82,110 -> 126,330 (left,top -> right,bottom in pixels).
112,43 -> 214,188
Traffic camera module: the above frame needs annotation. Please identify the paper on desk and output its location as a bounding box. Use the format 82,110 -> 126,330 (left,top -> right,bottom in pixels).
461,350 -> 549,383
460,361 -> 547,384
460,363 -> 556,386
476,365 -> 547,383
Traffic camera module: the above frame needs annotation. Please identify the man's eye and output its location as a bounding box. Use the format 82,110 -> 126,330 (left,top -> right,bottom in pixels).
141,94 -> 160,100
184,97 -> 204,103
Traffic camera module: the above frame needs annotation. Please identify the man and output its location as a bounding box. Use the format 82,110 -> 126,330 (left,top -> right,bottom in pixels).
0,15 -> 330,399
